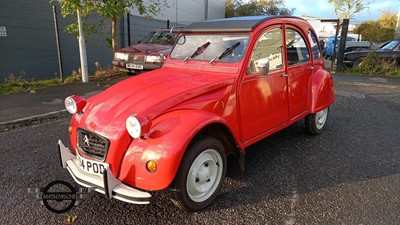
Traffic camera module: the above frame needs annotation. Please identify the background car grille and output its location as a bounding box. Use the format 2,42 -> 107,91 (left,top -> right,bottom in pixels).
77,129 -> 109,160
129,54 -> 145,63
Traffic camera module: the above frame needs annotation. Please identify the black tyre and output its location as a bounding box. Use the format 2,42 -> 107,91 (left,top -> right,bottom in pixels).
305,107 -> 329,135
353,57 -> 364,67
172,136 -> 227,212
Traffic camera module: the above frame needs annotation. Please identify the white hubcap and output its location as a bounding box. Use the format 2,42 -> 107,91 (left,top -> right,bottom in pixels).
187,149 -> 223,202
315,108 -> 328,129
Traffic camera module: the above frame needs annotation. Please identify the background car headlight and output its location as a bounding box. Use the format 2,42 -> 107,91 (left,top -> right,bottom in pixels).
65,95 -> 86,114
146,55 -> 164,63
126,115 -> 152,138
114,52 -> 129,61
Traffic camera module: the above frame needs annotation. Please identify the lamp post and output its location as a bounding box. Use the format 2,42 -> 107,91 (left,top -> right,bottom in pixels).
395,7 -> 400,39
77,1 -> 88,83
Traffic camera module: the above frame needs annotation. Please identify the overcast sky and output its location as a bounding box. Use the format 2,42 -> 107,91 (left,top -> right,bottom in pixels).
284,0 -> 399,23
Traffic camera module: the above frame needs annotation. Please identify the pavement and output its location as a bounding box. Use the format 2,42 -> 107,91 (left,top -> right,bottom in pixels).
0,72 -> 399,130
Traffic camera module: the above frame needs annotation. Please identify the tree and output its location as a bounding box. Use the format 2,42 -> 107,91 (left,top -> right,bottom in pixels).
225,0 -> 294,18
54,0 -> 167,53
327,0 -> 374,19
352,11 -> 397,42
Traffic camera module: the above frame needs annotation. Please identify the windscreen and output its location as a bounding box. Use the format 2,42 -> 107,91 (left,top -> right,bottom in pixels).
170,34 -> 249,63
381,40 -> 400,50
141,31 -> 176,45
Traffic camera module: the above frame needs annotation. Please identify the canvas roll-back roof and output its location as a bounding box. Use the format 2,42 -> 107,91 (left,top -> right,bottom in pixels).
182,16 -> 304,32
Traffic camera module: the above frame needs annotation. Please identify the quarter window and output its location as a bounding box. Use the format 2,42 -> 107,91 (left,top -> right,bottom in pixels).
308,30 -> 321,60
286,29 -> 310,65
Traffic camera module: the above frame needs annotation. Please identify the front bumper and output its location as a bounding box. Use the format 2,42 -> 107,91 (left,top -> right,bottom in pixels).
342,60 -> 354,67
58,140 -> 151,204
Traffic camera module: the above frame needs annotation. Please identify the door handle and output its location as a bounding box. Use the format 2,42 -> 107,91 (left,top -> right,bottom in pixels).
308,66 -> 315,70
281,73 -> 288,77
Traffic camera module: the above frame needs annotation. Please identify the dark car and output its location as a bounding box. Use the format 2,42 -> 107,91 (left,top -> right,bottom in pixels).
112,28 -> 180,74
343,39 -> 400,67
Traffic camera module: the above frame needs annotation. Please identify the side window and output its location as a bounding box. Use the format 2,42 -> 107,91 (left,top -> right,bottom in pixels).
248,28 -> 283,74
308,30 -> 321,60
286,28 -> 310,66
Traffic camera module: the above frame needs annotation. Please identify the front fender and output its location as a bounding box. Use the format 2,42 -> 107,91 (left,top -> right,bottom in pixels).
118,109 -> 230,191
310,69 -> 335,113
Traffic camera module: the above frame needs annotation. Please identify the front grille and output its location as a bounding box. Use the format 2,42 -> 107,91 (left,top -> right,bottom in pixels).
129,54 -> 145,63
77,129 -> 110,160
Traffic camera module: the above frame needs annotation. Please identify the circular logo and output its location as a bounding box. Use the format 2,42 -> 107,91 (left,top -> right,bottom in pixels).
41,180 -> 76,213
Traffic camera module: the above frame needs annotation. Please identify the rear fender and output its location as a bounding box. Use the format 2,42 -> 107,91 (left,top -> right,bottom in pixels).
118,109 -> 232,191
310,69 -> 335,113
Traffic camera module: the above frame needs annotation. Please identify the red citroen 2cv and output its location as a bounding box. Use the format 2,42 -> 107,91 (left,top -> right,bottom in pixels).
58,16 -> 335,212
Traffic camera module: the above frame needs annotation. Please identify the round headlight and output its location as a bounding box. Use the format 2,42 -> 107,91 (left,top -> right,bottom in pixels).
65,95 -> 86,114
126,115 -> 141,138
126,115 -> 152,139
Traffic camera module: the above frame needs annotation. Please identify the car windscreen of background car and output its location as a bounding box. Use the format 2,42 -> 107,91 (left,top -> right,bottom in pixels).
381,40 -> 400,50
170,34 -> 249,63
142,31 -> 175,45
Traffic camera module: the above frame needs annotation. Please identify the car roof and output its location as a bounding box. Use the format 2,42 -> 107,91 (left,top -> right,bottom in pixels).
182,16 -> 305,32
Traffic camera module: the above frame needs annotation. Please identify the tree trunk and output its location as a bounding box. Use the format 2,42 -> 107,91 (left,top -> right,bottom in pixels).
112,17 -> 117,53
395,9 -> 400,39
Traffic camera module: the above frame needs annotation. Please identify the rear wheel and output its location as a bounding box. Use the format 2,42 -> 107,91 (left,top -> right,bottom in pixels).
305,107 -> 329,135
172,136 -> 227,212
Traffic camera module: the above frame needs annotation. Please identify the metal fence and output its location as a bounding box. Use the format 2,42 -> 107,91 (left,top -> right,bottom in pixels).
0,0 -> 182,82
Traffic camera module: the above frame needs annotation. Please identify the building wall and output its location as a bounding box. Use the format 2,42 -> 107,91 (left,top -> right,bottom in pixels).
0,0 -> 113,81
130,0 -> 226,24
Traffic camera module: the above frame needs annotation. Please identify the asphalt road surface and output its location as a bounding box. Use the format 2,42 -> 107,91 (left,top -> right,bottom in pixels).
1,83 -> 399,224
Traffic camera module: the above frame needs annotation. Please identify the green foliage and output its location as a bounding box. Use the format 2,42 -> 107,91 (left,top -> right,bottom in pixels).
0,74 -> 62,94
352,11 -> 396,43
65,21 -> 98,39
225,0 -> 293,18
345,52 -> 400,77
52,0 -> 168,51
327,0 -> 373,19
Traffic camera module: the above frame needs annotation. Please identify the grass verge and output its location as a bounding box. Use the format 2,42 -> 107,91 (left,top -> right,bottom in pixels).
0,68 -> 122,95
344,52 -> 400,77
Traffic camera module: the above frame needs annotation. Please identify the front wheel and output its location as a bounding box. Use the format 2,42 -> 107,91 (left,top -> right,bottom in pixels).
305,107 -> 329,135
172,136 -> 227,212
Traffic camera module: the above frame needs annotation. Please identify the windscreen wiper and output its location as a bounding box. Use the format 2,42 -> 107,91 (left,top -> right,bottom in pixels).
184,42 -> 211,62
209,42 -> 241,64
217,42 -> 240,60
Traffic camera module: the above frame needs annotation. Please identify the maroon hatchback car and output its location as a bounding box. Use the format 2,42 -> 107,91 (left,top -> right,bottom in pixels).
112,28 -> 180,74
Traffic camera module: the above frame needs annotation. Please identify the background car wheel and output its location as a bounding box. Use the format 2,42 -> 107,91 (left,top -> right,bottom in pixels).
172,136 -> 227,212
305,107 -> 329,135
353,57 -> 364,67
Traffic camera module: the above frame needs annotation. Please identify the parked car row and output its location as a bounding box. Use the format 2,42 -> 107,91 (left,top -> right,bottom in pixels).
343,39 -> 400,67
323,35 -> 372,59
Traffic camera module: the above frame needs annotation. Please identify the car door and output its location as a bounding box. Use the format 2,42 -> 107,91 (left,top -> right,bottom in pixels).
239,26 -> 289,142
284,26 -> 313,121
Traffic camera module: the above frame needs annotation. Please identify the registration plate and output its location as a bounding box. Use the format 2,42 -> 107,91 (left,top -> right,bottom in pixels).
126,63 -> 144,70
77,154 -> 106,175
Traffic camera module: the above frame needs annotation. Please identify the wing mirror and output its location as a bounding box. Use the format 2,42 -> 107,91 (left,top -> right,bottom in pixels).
259,61 -> 270,75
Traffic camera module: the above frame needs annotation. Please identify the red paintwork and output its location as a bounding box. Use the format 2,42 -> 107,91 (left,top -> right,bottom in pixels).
68,17 -> 335,191
69,95 -> 86,113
